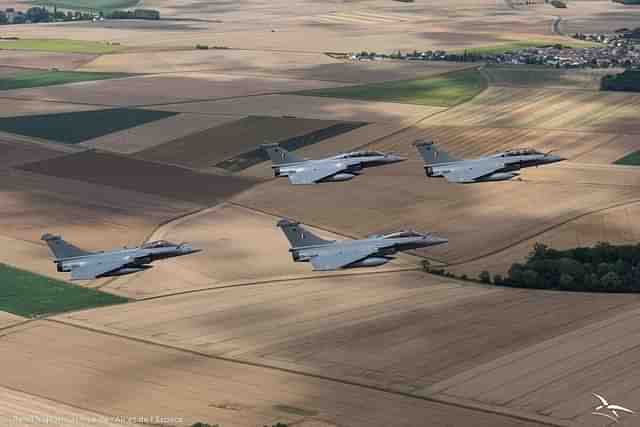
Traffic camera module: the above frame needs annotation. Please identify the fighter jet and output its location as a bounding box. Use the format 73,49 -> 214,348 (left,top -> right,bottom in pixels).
414,140 -> 565,183
262,143 -> 405,185
277,219 -> 447,271
41,234 -> 201,280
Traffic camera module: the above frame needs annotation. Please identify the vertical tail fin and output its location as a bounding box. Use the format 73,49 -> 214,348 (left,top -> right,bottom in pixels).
414,140 -> 458,164
41,234 -> 90,259
277,219 -> 332,248
262,143 -> 303,165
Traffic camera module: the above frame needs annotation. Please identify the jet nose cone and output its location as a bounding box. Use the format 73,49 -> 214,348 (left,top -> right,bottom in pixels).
546,154 -> 566,163
386,154 -> 406,163
428,236 -> 448,246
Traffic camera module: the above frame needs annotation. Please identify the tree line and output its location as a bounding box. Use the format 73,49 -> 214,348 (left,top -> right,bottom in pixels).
497,242 -> 640,292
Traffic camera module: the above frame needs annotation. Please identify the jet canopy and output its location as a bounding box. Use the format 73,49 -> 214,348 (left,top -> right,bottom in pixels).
502,148 -> 544,157
381,231 -> 425,239
338,151 -> 386,159
141,240 -> 178,249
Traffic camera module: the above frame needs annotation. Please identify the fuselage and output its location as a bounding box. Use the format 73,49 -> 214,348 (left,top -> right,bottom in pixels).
274,151 -> 405,182
55,244 -> 199,276
425,151 -> 565,181
290,232 -> 447,268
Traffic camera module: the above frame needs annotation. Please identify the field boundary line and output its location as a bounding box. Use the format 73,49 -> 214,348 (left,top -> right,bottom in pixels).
449,198 -> 640,267
46,317 -> 572,427
133,267 -> 422,302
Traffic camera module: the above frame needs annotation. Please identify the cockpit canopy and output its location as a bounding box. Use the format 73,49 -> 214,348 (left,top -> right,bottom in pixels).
141,240 -> 177,249
381,231 -> 425,239
502,148 -> 544,157
339,151 -> 385,159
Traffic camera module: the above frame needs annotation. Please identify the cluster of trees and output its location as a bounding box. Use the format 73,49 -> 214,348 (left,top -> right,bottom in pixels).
495,242 -> 640,292
601,69 -> 640,92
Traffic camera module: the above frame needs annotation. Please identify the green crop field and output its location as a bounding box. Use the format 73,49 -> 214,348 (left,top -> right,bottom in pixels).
483,65 -> 615,90
0,108 -> 177,144
295,69 -> 487,107
0,38 -> 124,54
26,0 -> 139,12
0,70 -> 130,91
615,151 -> 640,166
0,263 -> 129,317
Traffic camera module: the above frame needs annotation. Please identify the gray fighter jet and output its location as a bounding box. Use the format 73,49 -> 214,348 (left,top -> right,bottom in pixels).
262,143 -> 405,185
277,219 -> 447,271
41,234 -> 201,280
414,140 -> 565,183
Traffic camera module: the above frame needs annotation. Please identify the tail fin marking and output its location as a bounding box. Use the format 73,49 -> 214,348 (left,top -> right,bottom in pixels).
414,140 -> 459,164
41,234 -> 90,259
261,143 -> 304,165
277,219 -> 332,248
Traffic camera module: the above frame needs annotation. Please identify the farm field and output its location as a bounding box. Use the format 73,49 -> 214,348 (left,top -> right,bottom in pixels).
297,69 -> 487,107
0,311 -> 23,329
232,162 -> 640,266
0,50 -> 98,70
449,192 -> 640,279
421,300 -> 640,427
61,272 -> 638,392
0,70 -> 130,91
0,320 -> 554,427
0,164 -> 200,257
19,150 -> 261,205
615,150 -> 640,166
0,385 -> 134,427
482,66 -> 619,90
420,86 -> 640,133
1,0 -> 640,426
0,108 -> 175,144
80,112 -> 239,154
135,116 -> 344,170
96,203 -> 417,299
150,94 -> 441,124
0,72 -> 349,106
0,38 -> 123,54
80,49 -> 476,82
0,263 -> 128,317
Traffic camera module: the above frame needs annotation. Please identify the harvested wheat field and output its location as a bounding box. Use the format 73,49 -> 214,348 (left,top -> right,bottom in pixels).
450,193 -> 640,279
421,87 -> 640,134
135,116 -> 345,169
420,300 -> 640,427
233,162 -> 640,265
80,112 -> 240,155
0,385 -> 132,427
0,311 -> 23,329
0,50 -> 98,70
97,204 -> 416,299
0,98 -> 108,119
60,272 -> 639,395
151,94 -> 441,123
19,150 -> 261,205
0,73 -> 350,107
0,320 -> 553,427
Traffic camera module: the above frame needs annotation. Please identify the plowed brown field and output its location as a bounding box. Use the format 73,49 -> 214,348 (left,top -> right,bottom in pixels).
135,116 -> 342,169
19,151 -> 261,205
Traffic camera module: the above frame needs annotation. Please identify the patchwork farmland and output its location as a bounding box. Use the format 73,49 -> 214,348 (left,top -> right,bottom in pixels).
1,1 -> 640,426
